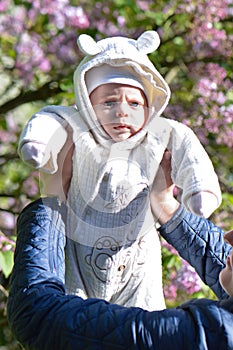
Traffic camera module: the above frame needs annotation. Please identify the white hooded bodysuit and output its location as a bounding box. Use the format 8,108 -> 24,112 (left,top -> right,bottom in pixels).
18,31 -> 222,311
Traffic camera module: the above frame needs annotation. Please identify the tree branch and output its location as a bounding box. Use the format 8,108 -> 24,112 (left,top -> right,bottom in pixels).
0,81 -> 62,117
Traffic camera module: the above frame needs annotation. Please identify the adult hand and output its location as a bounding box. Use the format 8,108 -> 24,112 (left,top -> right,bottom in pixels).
150,150 -> 180,224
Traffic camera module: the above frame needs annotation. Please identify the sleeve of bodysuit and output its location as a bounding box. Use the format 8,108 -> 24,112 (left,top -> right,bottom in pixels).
167,119 -> 222,218
18,110 -> 68,174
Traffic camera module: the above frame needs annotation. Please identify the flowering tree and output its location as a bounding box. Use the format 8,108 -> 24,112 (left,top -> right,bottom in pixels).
0,0 -> 232,347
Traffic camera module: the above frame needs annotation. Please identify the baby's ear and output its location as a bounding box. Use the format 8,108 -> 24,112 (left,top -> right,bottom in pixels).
77,34 -> 101,55
136,31 -> 160,54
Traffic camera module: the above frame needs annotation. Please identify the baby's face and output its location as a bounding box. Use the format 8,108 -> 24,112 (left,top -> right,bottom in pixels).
90,83 -> 148,142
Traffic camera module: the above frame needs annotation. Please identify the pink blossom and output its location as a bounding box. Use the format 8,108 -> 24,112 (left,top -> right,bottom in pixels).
164,283 -> 177,301
0,0 -> 11,12
204,118 -> 220,133
15,32 -> 52,83
176,261 -> 203,294
217,129 -> 233,148
117,16 -> 126,27
47,32 -> 78,65
216,92 -> 226,104
161,240 -> 178,256
63,6 -> 89,29
136,0 -> 152,11
221,105 -> 233,121
23,174 -> 39,197
198,78 -> 214,97
0,6 -> 27,35
38,59 -> 51,73
0,212 -> 15,230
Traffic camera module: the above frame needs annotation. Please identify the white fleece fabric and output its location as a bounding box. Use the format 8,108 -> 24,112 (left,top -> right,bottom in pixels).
18,31 -> 222,311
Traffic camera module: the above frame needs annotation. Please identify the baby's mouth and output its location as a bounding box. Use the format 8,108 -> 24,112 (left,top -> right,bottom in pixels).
113,124 -> 130,130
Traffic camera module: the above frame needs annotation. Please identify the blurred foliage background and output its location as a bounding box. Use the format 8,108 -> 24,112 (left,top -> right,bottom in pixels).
0,0 -> 232,348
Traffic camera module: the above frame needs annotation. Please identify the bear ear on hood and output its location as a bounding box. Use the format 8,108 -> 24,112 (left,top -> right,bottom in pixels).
136,31 -> 160,54
77,34 -> 102,55
77,30 -> 160,56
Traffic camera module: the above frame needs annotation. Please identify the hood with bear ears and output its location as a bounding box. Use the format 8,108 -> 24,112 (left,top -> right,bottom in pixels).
73,31 -> 171,145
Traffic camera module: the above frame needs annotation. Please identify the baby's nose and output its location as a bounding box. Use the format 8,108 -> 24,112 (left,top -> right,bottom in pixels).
116,102 -> 128,117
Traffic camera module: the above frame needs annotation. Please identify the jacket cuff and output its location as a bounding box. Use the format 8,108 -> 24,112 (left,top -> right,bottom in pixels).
158,204 -> 187,234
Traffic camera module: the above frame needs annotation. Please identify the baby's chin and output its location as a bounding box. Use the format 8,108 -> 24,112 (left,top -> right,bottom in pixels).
112,133 -> 132,142
104,129 -> 133,142
104,126 -> 142,142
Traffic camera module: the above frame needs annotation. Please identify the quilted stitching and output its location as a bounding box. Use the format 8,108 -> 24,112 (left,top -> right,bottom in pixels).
7,198 -> 233,350
159,205 -> 232,299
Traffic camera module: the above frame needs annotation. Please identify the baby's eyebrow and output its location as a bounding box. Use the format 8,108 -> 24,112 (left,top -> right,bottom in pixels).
105,95 -> 118,99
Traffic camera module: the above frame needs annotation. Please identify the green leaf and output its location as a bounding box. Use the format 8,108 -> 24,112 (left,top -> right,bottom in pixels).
0,250 -> 14,278
226,89 -> 233,102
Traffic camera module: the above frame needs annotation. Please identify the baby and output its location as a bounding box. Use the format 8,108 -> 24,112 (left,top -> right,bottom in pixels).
18,31 -> 222,311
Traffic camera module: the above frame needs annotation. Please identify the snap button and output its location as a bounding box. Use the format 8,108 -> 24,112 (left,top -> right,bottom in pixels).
118,265 -> 126,271
102,174 -> 109,181
86,208 -> 92,215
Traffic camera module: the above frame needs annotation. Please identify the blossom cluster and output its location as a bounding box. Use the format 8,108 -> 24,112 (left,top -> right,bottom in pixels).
0,0 -> 90,85
196,63 -> 233,146
0,0 -> 131,87
164,3 -> 232,147
161,240 -> 204,302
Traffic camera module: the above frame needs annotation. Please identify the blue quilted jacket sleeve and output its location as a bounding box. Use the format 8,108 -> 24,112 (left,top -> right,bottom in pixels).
7,198 -> 233,350
159,205 -> 232,299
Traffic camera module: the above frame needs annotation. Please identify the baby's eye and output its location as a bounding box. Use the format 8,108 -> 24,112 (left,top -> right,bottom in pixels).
104,100 -> 116,106
129,101 -> 141,107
